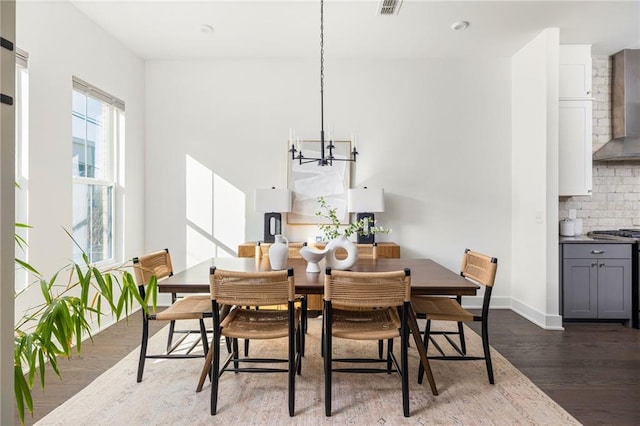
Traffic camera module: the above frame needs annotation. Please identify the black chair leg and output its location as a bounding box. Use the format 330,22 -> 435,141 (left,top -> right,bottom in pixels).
324,311 -> 332,416
301,297 -> 307,356
378,340 -> 384,359
136,316 -> 149,383
288,318 -> 295,416
167,320 -> 176,353
232,338 -> 239,372
402,312 -> 410,417
458,321 -> 466,354
481,320 -> 494,384
386,338 -> 394,373
417,319 -> 431,384
199,319 -> 209,356
296,324 -> 303,375
211,330 -> 221,415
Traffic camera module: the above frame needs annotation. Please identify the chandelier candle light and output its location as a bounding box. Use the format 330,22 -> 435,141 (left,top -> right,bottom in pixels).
288,0 -> 359,166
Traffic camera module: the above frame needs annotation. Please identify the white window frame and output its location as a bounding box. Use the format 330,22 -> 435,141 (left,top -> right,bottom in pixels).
15,48 -> 29,291
71,77 -> 124,266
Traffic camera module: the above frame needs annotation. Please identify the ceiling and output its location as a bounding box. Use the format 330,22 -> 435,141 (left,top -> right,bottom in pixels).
65,0 -> 640,60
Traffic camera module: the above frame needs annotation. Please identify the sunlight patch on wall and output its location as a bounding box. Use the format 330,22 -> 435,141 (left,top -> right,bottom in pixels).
186,225 -> 215,267
186,155 -> 212,234
213,173 -> 245,256
185,155 -> 246,267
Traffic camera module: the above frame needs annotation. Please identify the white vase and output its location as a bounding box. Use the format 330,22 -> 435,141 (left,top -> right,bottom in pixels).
325,235 -> 358,270
299,246 -> 328,273
269,235 -> 289,270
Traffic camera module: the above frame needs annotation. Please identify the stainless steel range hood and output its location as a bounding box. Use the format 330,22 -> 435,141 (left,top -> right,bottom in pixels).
593,49 -> 640,161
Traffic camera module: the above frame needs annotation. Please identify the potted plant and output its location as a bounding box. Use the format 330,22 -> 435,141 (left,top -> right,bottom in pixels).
13,228 -> 153,424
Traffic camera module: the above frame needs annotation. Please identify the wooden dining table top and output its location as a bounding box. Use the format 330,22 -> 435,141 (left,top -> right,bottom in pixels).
158,257 -> 479,297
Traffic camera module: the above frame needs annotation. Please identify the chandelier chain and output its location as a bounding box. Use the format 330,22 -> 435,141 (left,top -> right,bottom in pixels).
289,0 -> 357,166
320,0 -> 324,133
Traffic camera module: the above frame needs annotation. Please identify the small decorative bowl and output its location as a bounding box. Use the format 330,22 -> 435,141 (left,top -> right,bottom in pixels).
299,246 -> 328,273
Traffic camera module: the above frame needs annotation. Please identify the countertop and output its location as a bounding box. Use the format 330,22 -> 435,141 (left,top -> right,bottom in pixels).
560,235 -> 637,244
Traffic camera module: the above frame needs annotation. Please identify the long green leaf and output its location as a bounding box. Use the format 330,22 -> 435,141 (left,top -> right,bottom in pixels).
15,258 -> 40,275
39,279 -> 52,305
38,349 -> 46,389
15,365 -> 27,425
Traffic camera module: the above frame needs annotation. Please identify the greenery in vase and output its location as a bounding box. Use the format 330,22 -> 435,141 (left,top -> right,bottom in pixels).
315,196 -> 391,241
13,228 -> 155,424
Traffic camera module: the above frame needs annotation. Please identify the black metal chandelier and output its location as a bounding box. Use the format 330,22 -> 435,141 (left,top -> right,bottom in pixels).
289,0 -> 359,167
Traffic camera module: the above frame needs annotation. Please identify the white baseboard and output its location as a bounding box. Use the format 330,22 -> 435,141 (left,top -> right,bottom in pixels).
510,298 -> 564,330
461,296 -> 564,330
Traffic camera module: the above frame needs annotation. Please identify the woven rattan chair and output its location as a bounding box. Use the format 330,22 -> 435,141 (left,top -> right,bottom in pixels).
208,267 -> 302,417
323,268 -> 412,417
319,243 -> 384,357
412,249 -> 498,384
132,249 -> 211,383
246,242 -> 308,357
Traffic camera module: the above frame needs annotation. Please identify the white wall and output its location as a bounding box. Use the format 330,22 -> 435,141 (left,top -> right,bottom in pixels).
145,57 -> 513,307
14,2 -> 146,324
511,28 -> 562,329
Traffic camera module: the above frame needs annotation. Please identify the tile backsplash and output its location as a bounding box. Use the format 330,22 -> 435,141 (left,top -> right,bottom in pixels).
559,55 -> 640,232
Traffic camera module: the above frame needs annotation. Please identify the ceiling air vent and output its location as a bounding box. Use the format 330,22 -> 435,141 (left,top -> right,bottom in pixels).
378,0 -> 403,15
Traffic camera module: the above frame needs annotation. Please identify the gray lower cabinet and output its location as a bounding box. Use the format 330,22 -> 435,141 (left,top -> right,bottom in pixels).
562,243 -> 632,321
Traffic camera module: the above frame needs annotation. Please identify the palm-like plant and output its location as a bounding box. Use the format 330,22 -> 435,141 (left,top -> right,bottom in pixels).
13,228 -> 155,424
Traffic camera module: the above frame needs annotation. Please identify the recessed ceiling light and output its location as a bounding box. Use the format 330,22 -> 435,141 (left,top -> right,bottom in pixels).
199,24 -> 214,34
451,21 -> 470,31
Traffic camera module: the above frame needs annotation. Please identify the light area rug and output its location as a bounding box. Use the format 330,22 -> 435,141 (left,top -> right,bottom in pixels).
36,318 -> 579,425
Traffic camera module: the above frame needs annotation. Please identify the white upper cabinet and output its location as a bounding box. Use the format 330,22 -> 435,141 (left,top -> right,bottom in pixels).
559,100 -> 593,196
559,45 -> 593,197
560,45 -> 593,99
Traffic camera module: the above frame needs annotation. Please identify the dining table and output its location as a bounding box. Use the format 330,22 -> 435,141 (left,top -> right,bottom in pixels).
158,256 -> 480,396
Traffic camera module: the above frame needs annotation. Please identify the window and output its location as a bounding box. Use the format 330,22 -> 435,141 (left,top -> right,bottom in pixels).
71,77 -> 124,265
15,48 -> 29,290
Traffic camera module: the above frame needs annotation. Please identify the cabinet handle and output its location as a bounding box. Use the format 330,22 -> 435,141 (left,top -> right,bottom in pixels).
591,250 -> 605,254
591,262 -> 597,267
599,263 -> 605,267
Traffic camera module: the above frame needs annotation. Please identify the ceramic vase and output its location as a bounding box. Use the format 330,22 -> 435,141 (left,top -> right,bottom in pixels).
268,234 -> 289,270
325,235 -> 358,270
299,246 -> 328,273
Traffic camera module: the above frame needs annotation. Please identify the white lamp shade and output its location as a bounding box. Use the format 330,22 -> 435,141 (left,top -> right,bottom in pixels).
348,188 -> 385,213
254,188 -> 291,213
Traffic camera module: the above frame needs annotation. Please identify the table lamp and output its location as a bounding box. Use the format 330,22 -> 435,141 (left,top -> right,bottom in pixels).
254,187 -> 291,243
348,187 -> 385,244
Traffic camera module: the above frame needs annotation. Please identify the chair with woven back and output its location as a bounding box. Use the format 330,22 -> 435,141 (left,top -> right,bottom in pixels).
323,268 -> 412,417
319,242 -> 385,357
249,241 -> 308,356
205,267 -> 302,417
411,248 -> 498,384
132,249 -> 212,383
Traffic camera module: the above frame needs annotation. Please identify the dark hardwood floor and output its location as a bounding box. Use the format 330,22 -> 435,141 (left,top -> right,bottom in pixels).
16,310 -> 640,425
467,310 -> 640,426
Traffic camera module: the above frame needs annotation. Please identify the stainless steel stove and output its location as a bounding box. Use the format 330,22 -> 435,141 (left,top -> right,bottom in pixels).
589,229 -> 640,240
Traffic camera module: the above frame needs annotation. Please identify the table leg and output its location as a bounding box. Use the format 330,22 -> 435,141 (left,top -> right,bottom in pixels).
196,346 -> 213,392
407,307 -> 438,396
